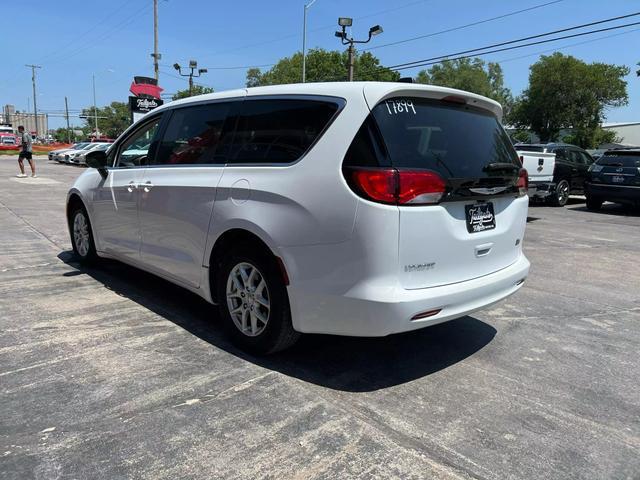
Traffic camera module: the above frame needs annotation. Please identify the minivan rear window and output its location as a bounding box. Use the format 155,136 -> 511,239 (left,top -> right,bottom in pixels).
596,153 -> 640,167
370,98 -> 520,179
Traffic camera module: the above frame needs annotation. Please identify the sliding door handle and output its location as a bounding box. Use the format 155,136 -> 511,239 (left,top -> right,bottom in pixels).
127,181 -> 137,192
142,181 -> 154,193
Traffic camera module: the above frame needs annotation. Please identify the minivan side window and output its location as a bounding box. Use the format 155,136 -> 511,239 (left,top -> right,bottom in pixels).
115,118 -> 161,168
153,102 -> 233,166
228,99 -> 340,165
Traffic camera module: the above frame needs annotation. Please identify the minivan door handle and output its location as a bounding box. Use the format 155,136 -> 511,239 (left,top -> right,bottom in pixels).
127,181 -> 138,193
142,181 -> 154,193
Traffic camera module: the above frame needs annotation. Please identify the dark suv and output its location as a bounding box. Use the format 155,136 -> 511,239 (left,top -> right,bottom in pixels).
514,143 -> 594,206
585,149 -> 640,210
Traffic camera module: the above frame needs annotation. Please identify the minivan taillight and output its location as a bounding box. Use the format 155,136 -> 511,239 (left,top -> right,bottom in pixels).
517,168 -> 528,196
346,168 -> 446,205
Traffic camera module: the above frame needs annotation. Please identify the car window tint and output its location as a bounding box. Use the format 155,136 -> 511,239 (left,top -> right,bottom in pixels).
229,99 -> 339,164
370,97 -> 519,179
569,149 -> 585,165
154,103 -> 232,165
554,148 -> 567,160
343,117 -> 390,168
116,119 -> 160,168
579,151 -> 593,165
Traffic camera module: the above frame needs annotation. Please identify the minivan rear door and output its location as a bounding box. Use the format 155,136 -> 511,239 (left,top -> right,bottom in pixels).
368,95 -> 527,289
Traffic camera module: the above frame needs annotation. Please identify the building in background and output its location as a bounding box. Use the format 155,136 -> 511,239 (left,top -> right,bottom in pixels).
2,104 -> 48,137
601,122 -> 640,146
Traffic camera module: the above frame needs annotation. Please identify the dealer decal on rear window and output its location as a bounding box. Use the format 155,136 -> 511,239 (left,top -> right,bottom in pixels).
384,99 -> 416,115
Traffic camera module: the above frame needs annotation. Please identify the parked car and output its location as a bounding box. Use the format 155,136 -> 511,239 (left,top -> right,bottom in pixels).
67,82 -> 530,353
514,143 -> 594,206
53,143 -> 90,162
49,143 -> 82,161
585,149 -> 640,210
64,143 -> 108,164
70,143 -> 111,165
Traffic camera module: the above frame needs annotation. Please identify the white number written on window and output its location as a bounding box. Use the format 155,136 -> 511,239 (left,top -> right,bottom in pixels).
384,99 -> 417,115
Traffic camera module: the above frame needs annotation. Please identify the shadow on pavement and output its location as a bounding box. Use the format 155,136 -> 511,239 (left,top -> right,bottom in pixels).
58,250 -> 496,392
570,203 -> 640,217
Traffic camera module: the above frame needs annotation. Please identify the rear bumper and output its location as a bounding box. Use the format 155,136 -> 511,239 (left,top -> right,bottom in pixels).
288,254 -> 530,336
528,181 -> 556,199
585,181 -> 640,205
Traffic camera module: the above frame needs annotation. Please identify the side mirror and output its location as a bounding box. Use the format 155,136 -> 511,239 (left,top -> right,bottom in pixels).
85,150 -> 109,179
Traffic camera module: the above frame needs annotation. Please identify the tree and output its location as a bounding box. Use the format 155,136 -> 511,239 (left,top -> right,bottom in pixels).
172,85 -> 214,100
246,48 -> 399,86
81,101 -> 130,138
415,58 -> 514,118
510,53 -> 629,148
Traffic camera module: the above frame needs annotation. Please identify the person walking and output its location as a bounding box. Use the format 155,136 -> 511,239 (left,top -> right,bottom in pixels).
17,126 -> 36,178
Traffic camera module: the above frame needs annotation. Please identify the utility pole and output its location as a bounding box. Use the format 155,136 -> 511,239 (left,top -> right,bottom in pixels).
92,74 -> 98,136
302,0 -> 317,83
347,44 -> 355,82
152,0 -> 160,82
173,61 -> 208,97
64,96 -> 71,143
25,64 -> 41,137
335,19 -> 383,81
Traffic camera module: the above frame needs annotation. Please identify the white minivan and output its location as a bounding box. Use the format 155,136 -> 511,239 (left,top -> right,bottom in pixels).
68,82 -> 530,353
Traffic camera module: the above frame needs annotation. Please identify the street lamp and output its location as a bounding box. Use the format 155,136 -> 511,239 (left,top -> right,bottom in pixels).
174,60 -> 208,97
302,0 -> 318,83
335,18 -> 383,81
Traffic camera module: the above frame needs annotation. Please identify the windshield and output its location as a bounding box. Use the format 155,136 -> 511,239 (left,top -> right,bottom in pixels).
597,153 -> 640,167
371,98 -> 520,179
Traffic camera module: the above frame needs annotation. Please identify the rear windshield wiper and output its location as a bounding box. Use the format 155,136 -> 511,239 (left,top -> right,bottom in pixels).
483,162 -> 519,173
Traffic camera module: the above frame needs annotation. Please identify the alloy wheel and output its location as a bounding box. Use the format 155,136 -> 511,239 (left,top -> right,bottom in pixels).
73,212 -> 90,257
226,262 -> 270,337
557,180 -> 570,205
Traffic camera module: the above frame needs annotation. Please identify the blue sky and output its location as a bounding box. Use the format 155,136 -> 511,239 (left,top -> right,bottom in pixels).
2,0 -> 639,130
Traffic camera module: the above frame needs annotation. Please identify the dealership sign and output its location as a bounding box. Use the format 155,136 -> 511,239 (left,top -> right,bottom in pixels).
129,76 -> 164,123
129,95 -> 163,123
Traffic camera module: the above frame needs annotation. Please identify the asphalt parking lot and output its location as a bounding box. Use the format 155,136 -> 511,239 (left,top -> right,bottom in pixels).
1,157 -> 639,479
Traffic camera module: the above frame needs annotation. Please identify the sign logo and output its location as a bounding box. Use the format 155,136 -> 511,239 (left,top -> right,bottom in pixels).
129,76 -> 163,99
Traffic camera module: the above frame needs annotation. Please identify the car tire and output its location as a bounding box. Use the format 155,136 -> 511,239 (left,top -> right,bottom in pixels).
69,205 -> 98,263
586,196 -> 603,211
548,179 -> 570,207
216,245 -> 300,354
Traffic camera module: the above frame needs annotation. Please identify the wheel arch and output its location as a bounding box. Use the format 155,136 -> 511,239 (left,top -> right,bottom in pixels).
208,228 -> 287,303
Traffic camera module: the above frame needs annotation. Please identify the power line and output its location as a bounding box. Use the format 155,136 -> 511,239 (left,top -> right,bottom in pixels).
495,27 -> 640,64
365,0 -> 565,52
42,2 -> 153,67
36,0 -> 138,64
390,19 -> 640,71
389,11 -> 640,70
194,0 -> 437,61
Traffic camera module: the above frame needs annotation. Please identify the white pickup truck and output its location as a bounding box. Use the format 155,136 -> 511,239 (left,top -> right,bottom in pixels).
514,143 -> 594,207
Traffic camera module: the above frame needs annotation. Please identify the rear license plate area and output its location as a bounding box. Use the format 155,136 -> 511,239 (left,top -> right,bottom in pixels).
465,202 -> 496,233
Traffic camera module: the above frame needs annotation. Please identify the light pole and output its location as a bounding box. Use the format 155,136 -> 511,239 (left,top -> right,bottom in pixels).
174,61 -> 208,96
335,18 -> 383,81
90,69 -> 114,138
92,74 -> 98,136
302,0 -> 317,83
25,64 -> 41,137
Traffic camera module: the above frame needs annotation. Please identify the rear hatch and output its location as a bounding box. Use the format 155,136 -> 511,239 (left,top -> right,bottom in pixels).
345,94 -> 527,289
589,152 -> 640,187
515,147 -> 555,183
